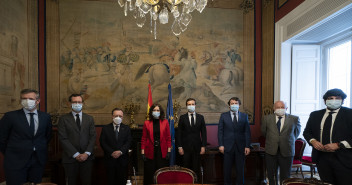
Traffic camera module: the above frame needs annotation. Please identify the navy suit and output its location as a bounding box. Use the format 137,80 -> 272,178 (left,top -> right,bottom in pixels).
218,111 -> 251,185
0,109 -> 52,185
100,123 -> 132,185
303,107 -> 352,184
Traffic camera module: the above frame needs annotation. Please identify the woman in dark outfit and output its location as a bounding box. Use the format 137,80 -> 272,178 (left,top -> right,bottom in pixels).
141,103 -> 171,185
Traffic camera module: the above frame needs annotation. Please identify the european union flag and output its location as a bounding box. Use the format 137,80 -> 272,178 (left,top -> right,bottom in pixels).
166,83 -> 175,166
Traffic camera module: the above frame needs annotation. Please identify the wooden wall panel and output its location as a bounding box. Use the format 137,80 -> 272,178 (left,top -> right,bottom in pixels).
261,0 -> 275,117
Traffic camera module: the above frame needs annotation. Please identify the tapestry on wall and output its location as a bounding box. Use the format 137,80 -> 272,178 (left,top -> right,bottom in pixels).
0,0 -> 37,113
55,0 -> 253,124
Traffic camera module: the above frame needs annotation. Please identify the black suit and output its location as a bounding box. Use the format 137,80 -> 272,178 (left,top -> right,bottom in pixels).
100,123 -> 132,185
303,107 -> 352,185
58,112 -> 96,185
177,113 -> 207,176
0,109 -> 52,185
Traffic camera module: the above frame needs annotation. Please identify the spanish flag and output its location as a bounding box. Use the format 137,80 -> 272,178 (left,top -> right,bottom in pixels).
146,83 -> 153,120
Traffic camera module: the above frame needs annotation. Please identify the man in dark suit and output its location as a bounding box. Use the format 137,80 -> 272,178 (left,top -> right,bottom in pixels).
177,98 -> 207,177
218,97 -> 251,185
304,88 -> 352,185
261,100 -> 301,185
0,89 -> 52,185
100,108 -> 132,185
57,94 -> 96,185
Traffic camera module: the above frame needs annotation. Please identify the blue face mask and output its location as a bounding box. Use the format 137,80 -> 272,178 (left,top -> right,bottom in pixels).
187,105 -> 195,113
72,103 -> 83,112
152,111 -> 160,118
230,104 -> 239,112
326,99 -> 342,110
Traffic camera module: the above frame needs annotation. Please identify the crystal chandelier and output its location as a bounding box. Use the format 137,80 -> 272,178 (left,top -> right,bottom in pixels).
117,0 -> 208,39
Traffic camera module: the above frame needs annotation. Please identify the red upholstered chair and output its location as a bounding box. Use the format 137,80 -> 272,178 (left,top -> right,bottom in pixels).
291,138 -> 306,178
154,165 -> 197,184
301,156 -> 317,178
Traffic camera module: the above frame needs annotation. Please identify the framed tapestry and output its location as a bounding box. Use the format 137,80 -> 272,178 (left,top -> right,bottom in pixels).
46,0 -> 255,125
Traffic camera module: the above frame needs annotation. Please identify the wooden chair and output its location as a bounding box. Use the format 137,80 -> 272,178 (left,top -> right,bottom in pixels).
301,156 -> 317,178
291,138 -> 306,178
154,165 -> 197,184
282,177 -> 331,185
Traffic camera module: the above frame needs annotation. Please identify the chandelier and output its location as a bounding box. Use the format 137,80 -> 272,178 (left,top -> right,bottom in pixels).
117,0 -> 208,39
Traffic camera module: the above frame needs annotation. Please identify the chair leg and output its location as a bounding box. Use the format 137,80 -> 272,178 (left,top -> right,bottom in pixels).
300,167 -> 304,179
310,166 -> 313,178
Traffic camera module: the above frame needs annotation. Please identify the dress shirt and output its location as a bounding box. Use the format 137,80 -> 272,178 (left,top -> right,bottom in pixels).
72,111 -> 82,124
231,111 -> 238,122
276,115 -> 285,132
188,112 -> 196,126
71,111 -> 91,158
113,123 -> 120,132
23,108 -> 39,135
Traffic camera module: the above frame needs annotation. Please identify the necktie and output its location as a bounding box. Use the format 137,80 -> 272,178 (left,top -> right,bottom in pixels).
322,112 -> 336,145
29,113 -> 35,136
233,112 -> 238,125
115,125 -> 119,141
277,116 -> 282,133
76,114 -> 81,130
191,114 -> 195,127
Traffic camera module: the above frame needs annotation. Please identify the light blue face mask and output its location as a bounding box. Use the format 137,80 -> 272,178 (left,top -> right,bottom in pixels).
187,105 -> 195,113
326,99 -> 342,110
152,111 -> 160,118
72,103 -> 83,112
230,104 -> 239,112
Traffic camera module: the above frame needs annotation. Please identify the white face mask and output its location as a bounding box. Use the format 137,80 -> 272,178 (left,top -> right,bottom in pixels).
275,108 -> 286,116
113,117 -> 122,125
230,104 -> 239,112
21,99 -> 37,111
72,103 -> 83,112
187,105 -> 195,113
152,111 -> 160,118
326,99 -> 342,110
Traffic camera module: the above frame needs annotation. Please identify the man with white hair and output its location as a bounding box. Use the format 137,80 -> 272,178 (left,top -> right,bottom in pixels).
261,101 -> 301,185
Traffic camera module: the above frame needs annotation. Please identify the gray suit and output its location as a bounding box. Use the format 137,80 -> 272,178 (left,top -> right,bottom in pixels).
261,113 -> 301,185
58,112 -> 96,185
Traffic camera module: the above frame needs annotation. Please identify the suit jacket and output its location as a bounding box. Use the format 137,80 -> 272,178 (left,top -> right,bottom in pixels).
261,113 -> 301,157
303,107 -> 352,168
99,122 -> 132,166
58,112 -> 96,163
177,113 -> 207,153
141,119 -> 171,160
0,109 -> 52,170
218,111 -> 251,153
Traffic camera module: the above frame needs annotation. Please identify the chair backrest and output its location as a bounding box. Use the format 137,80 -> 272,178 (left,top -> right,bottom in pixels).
154,165 -> 197,184
294,138 -> 306,160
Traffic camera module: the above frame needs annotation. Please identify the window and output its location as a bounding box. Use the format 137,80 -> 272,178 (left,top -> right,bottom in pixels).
325,40 -> 351,107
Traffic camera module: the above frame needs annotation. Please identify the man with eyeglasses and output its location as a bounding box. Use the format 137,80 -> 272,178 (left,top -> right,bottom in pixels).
57,93 -> 96,185
0,89 -> 52,185
304,88 -> 352,185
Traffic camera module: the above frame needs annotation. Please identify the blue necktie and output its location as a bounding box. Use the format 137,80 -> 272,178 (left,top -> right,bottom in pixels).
29,113 -> 35,136
277,116 -> 282,133
233,112 -> 238,125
